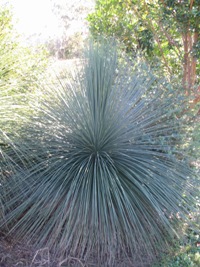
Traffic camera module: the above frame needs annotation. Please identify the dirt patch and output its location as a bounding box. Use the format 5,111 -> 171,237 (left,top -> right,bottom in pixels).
0,232 -> 58,267
0,231 -> 153,267
0,231 -> 33,267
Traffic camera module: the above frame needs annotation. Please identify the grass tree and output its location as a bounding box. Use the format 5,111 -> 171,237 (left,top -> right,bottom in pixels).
0,41 -> 197,266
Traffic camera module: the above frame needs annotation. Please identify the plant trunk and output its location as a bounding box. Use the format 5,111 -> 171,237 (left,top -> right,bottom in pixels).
182,0 -> 200,113
182,30 -> 200,113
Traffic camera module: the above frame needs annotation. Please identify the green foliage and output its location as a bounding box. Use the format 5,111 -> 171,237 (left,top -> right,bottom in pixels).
0,4 -> 48,135
153,219 -> 200,267
0,5 -> 48,96
162,0 -> 200,32
88,0 -> 138,53
0,41 -> 197,266
155,251 -> 200,267
87,0 -> 200,81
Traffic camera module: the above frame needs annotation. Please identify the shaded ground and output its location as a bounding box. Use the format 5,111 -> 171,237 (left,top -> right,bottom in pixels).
0,232 -> 62,267
0,231 -> 34,267
0,231 -> 154,267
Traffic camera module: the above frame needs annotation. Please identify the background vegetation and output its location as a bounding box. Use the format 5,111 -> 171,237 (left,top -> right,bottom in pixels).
88,0 -> 200,113
45,0 -> 94,59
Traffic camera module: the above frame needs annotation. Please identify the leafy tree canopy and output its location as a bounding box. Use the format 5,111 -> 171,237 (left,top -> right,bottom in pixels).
88,0 -> 200,98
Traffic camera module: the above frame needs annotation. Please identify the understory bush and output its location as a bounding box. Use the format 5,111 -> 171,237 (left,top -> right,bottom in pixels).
0,41 -> 198,266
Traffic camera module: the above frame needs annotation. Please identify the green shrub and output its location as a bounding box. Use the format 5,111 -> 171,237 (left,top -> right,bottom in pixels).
0,4 -> 48,132
0,5 -> 48,95
0,41 -> 197,266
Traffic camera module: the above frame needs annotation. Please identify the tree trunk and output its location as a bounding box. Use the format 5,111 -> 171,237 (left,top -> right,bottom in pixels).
181,0 -> 199,113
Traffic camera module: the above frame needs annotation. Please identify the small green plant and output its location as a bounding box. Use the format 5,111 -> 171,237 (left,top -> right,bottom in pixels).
153,189 -> 200,267
0,41 -> 197,266
153,238 -> 200,267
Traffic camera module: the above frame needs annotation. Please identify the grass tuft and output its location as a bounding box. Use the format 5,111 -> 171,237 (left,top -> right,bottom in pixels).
0,41 -> 198,266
